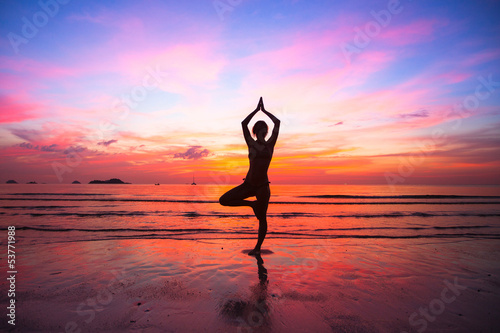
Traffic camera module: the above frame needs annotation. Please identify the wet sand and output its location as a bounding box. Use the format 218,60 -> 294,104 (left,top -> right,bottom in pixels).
2,237 -> 500,332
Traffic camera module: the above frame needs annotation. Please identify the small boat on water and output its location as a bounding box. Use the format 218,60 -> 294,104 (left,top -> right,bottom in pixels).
191,175 -> 196,185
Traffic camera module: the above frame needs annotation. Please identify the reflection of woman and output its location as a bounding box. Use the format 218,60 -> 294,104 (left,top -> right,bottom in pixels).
219,97 -> 280,255
219,254 -> 270,328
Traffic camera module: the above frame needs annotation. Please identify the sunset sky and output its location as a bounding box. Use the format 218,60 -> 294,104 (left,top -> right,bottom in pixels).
1,0 -> 499,185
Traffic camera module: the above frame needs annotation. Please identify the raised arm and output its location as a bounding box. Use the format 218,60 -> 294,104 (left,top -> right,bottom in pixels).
241,98 -> 262,144
259,98 -> 280,146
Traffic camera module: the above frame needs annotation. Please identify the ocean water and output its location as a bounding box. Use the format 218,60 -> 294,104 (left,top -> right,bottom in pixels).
1,184 -> 499,245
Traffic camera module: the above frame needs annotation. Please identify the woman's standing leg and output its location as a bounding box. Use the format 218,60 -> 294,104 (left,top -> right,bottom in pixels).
249,185 -> 270,254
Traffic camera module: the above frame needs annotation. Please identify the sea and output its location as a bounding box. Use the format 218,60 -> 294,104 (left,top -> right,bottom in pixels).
1,184 -> 499,245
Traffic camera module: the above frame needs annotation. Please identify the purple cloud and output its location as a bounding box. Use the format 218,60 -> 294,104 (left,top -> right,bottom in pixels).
40,144 -> 59,152
400,109 -> 430,118
174,146 -> 210,160
97,139 -> 118,146
18,142 -> 59,152
11,128 -> 43,141
328,121 -> 344,127
63,146 -> 87,155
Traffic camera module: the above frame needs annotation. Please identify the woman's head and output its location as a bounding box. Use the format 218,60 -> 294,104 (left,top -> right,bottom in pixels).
252,121 -> 268,141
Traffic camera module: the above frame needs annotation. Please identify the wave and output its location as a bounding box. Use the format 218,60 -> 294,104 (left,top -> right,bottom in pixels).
299,195 -> 500,199
5,226 -> 499,241
325,212 -> 500,218
9,225 -> 493,233
4,210 -> 499,218
1,197 -> 499,205
14,226 -> 219,232
24,211 -> 149,217
313,225 -> 493,231
1,205 -> 82,209
5,193 -> 111,196
6,194 -> 499,199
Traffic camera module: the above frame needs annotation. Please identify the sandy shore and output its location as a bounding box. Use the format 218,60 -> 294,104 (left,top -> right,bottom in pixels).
2,237 -> 500,332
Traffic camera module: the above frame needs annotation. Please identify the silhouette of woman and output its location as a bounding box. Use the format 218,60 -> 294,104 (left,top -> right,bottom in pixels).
219,97 -> 280,255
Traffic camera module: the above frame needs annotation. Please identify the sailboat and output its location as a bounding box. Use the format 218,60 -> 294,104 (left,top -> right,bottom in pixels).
191,175 -> 196,185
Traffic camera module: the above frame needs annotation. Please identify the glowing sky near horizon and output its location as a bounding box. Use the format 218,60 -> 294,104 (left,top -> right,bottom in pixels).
0,0 -> 499,185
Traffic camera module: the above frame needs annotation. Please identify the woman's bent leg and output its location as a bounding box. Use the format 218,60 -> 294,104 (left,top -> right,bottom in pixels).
219,183 -> 255,207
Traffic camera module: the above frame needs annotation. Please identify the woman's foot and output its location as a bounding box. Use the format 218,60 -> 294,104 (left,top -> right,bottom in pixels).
248,248 -> 261,256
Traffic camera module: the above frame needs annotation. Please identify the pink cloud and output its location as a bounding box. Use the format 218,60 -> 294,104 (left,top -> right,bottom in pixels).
7,121 -> 91,150
0,95 -> 42,124
434,71 -> 471,85
235,26 -> 354,76
0,56 -> 81,79
378,19 -> 444,46
460,49 -> 500,68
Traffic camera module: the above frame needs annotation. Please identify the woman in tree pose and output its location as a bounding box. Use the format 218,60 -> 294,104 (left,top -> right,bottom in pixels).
219,97 -> 280,255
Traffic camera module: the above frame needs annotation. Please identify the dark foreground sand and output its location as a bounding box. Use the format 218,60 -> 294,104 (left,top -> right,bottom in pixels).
2,237 -> 499,332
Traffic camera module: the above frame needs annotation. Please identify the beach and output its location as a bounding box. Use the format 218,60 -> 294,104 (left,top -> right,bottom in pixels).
1,184 -> 499,332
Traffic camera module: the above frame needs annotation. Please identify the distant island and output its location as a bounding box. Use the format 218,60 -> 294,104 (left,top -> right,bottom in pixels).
27,181 -> 37,184
89,178 -> 130,184
72,180 -> 81,184
6,180 -> 18,184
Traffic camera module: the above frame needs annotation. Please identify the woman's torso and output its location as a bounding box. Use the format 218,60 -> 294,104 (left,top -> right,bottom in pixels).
245,142 -> 273,186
